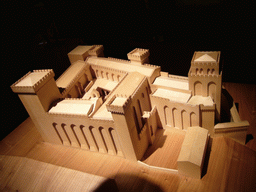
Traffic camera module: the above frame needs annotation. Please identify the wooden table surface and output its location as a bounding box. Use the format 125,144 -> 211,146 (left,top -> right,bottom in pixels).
1,82 -> 256,192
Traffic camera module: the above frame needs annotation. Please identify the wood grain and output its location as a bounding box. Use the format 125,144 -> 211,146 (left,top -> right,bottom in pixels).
223,82 -> 256,151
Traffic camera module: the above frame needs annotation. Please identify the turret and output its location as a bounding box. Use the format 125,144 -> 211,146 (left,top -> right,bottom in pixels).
11,69 -> 62,144
188,51 -> 222,122
127,48 -> 150,65
68,45 -> 104,64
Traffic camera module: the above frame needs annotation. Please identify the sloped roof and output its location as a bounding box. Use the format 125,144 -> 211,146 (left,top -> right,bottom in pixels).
152,88 -> 191,103
87,57 -> 156,77
194,52 -> 219,62
56,60 -> 87,88
153,76 -> 189,90
48,99 -> 94,116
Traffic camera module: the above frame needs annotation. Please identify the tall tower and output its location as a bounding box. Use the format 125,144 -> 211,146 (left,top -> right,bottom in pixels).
11,70 -> 62,144
188,51 -> 222,122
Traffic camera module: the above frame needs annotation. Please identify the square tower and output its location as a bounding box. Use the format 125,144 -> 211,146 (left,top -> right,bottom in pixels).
188,51 -> 222,122
190,52 -> 220,76
127,48 -> 150,65
11,70 -> 62,144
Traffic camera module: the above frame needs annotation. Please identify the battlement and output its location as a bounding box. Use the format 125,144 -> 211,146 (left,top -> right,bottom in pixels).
88,45 -> 104,56
11,69 -> 55,93
127,48 -> 150,64
107,57 -> 131,63
189,73 -> 221,78
106,95 -> 132,114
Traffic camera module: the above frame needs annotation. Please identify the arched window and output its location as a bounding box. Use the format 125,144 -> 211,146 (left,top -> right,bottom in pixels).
181,110 -> 189,130
194,81 -> 202,96
99,127 -> 108,153
109,128 -> 123,157
71,125 -> 89,150
137,100 -> 143,116
208,82 -> 216,100
196,68 -> 199,75
89,126 -> 99,151
52,123 -> 63,144
164,106 -> 171,126
172,108 -> 178,128
190,112 -> 197,127
61,123 -> 71,144
207,69 -> 211,75
133,106 -> 141,136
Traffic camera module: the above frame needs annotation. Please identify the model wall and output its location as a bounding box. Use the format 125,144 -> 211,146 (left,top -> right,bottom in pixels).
90,64 -> 127,82
188,72 -> 222,121
123,79 -> 154,160
150,95 -> 200,130
61,68 -> 93,98
47,113 -> 124,157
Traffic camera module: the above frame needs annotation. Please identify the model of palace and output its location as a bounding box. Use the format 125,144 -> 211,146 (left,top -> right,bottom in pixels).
11,45 -> 249,178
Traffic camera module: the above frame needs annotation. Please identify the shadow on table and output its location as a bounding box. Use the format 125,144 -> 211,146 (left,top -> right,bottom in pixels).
94,174 -> 164,192
141,128 -> 167,161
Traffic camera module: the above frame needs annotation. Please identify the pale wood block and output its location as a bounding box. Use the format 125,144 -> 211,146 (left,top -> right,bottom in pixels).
177,126 -> 209,179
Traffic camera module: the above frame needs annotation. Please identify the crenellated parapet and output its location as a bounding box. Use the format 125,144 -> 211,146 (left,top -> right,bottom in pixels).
88,45 -> 104,56
191,62 -> 218,67
128,48 -> 150,61
106,95 -> 132,114
11,69 -> 55,93
189,73 -> 221,78
189,51 -> 221,76
143,63 -> 161,69
168,74 -> 189,81
127,48 -> 150,64
90,62 -> 128,74
107,57 -> 131,63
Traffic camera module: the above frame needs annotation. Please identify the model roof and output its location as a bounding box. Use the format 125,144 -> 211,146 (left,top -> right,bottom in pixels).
11,69 -> 55,93
16,71 -> 48,87
187,95 -> 214,106
153,76 -> 189,90
48,99 -> 94,116
87,57 -> 157,78
68,45 -> 93,55
194,52 -> 219,62
56,60 -> 87,88
82,78 -> 118,99
93,72 -> 145,119
112,72 -> 145,96
152,88 -> 191,103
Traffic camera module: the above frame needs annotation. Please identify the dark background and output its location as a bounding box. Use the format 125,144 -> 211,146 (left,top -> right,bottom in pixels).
2,1 -> 254,140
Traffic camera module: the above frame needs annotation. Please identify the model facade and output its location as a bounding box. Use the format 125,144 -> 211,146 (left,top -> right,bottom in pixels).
11,45 -> 249,178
